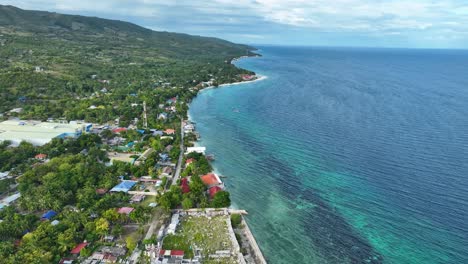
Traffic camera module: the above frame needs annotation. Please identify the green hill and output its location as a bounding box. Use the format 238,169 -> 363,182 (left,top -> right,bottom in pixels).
0,5 -> 256,119
0,5 -> 252,59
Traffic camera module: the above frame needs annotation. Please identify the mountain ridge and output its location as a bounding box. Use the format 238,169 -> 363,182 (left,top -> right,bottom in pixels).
0,4 -> 254,58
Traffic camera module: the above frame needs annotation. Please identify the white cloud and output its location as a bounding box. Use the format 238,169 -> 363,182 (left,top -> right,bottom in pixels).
2,0 -> 468,47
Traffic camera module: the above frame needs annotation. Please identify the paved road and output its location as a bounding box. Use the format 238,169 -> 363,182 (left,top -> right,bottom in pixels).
127,249 -> 141,264
144,215 -> 159,240
171,120 -> 184,186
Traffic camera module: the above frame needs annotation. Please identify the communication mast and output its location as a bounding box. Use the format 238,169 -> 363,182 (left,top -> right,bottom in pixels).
143,101 -> 148,129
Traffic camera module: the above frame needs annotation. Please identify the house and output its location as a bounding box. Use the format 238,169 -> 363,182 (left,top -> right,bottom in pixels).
8,108 -> 23,113
166,97 -> 177,104
41,210 -> 57,220
35,153 -> 48,160
158,113 -> 168,120
151,129 -> 164,136
159,153 -> 170,162
117,207 -> 134,215
112,127 -> 127,134
130,194 -> 145,203
154,180 -> 163,188
85,246 -> 127,263
185,158 -> 195,166
110,181 -> 137,193
242,74 -> 255,81
165,145 -> 173,152
1,193 -> 21,208
185,147 -> 206,155
209,186 -> 223,198
159,249 -> 184,259
51,220 -> 60,226
70,242 -> 88,255
104,235 -> 115,243
161,166 -> 173,177
201,173 -> 222,187
183,124 -> 194,134
138,176 -> 159,183
96,188 -> 108,195
0,171 -> 10,180
164,129 -> 176,135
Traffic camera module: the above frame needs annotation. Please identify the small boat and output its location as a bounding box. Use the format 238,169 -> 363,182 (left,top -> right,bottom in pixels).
206,154 -> 215,161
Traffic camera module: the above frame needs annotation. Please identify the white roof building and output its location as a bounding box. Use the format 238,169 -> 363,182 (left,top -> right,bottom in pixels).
185,147 -> 206,155
0,120 -> 87,146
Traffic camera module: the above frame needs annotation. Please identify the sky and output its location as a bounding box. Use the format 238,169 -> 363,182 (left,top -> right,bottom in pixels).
2,0 -> 468,49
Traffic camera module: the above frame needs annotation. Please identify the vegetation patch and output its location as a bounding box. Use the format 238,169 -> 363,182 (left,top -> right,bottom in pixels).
162,215 -> 236,262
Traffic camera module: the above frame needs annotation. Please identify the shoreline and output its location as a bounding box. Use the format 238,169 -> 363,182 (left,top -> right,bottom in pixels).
196,53 -> 267,94
186,54 -> 268,263
197,74 -> 268,94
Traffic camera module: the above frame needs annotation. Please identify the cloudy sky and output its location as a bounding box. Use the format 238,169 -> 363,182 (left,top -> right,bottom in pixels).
3,0 -> 468,48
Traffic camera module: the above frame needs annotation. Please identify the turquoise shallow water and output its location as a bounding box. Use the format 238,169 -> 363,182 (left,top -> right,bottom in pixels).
189,46 -> 468,264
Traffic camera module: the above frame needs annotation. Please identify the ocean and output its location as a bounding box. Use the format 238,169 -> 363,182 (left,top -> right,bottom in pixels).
188,46 -> 468,264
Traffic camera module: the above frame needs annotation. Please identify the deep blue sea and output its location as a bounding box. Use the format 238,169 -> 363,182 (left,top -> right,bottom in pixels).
189,46 -> 468,264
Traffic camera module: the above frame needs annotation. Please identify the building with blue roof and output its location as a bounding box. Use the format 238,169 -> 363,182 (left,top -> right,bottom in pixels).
41,210 -> 57,220
110,180 -> 137,193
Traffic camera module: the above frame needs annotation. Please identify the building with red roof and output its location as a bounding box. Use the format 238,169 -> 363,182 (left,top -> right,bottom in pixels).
185,158 -> 195,165
35,153 -> 47,160
70,242 -> 88,254
242,74 -> 255,81
96,188 -> 107,195
164,129 -> 176,135
209,186 -> 223,198
201,173 -> 222,187
117,207 -> 134,215
112,127 -> 127,133
159,249 -> 184,259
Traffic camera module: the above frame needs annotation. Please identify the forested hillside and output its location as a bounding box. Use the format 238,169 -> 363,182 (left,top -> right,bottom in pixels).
0,4 -> 256,120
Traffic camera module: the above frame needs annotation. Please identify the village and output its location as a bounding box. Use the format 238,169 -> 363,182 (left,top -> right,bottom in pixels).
0,94 -> 266,264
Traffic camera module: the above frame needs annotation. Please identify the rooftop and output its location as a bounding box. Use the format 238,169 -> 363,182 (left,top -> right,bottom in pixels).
201,173 -> 222,186
209,186 -> 223,198
41,210 -> 57,220
0,120 -> 85,146
110,180 -> 137,193
71,242 -> 88,254
117,207 -> 134,215
185,147 -> 206,155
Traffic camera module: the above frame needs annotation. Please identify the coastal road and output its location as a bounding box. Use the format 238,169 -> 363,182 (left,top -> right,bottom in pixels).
171,119 -> 184,186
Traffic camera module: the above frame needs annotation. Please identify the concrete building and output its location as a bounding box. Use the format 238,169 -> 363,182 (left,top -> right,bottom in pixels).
0,120 -> 91,146
185,147 -> 206,155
